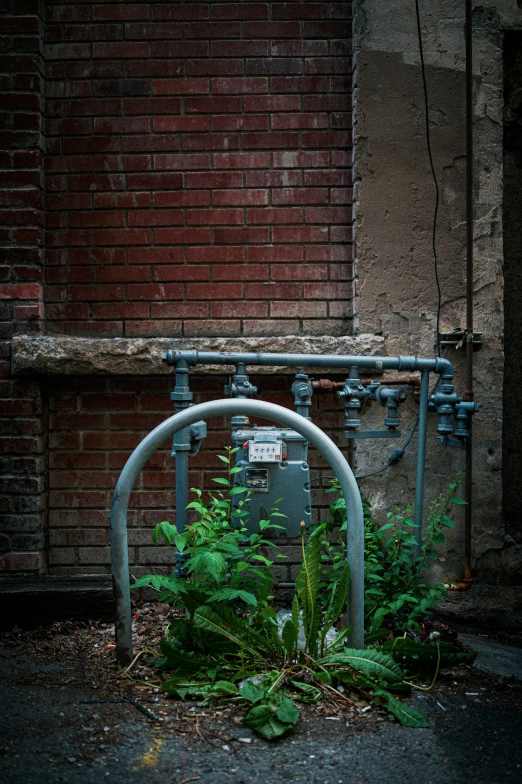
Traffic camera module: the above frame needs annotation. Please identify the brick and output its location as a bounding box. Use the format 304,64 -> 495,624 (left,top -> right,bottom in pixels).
154,153 -> 210,170
245,282 -> 301,299
187,59 -> 244,76
242,132 -> 299,149
271,40 -> 328,56
128,210 -> 184,227
211,301 -> 267,318
153,266 -> 209,282
187,208 -> 242,226
94,229 -> 151,245
306,57 -> 351,75
271,113 -> 328,129
214,152 -> 270,169
150,41 -> 209,59
247,245 -> 303,262
127,173 -> 183,190
245,170 -> 302,187
303,131 -> 351,148
214,227 -> 269,244
182,132 -> 239,151
211,115 -> 268,131
123,97 -> 181,114
212,189 -> 268,206
211,40 -> 267,57
93,5 -> 149,21
153,190 -> 209,207
304,169 -> 351,186
94,117 -> 150,134
272,187 -> 328,205
246,58 -> 302,75
271,76 -> 328,94
184,22 -> 241,39
273,151 -> 329,168
306,206 -> 351,223
272,3 -> 327,19
185,171 -> 242,189
152,4 -> 209,21
127,283 -> 183,300
185,96 -> 241,113
304,94 -> 351,111
211,4 -> 268,20
128,247 -> 185,264
244,21 -> 300,37
150,302 -> 208,318
94,266 -> 150,282
306,245 -> 352,261
183,319 -> 240,336
272,226 -> 327,243
243,319 -> 299,335
303,282 -> 352,299
246,207 -> 302,224
0,283 -> 41,300
212,77 -> 267,95
272,263 -> 328,281
155,228 -> 211,244
212,264 -> 268,281
187,246 -> 244,263
153,116 -> 209,132
93,42 -> 150,58
271,300 -> 327,317
153,78 -> 209,95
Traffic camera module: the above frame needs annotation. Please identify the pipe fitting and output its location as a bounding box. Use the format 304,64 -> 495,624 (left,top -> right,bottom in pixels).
292,370 -> 313,419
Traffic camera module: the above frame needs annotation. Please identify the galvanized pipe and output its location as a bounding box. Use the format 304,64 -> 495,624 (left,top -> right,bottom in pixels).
163,350 -> 454,379
464,0 -> 474,583
413,370 -> 431,560
110,398 -> 365,665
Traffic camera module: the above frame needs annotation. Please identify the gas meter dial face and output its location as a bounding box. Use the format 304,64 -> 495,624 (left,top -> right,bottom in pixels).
248,441 -> 282,463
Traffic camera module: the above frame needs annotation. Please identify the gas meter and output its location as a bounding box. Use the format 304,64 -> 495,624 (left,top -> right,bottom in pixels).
233,426 -> 312,537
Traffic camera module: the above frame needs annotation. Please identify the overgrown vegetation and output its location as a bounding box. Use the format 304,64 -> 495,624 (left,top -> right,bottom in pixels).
132,451 -> 474,740
326,476 -> 466,632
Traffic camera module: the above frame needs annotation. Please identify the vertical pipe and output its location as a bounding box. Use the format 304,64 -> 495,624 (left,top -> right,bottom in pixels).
464,0 -> 474,581
171,360 -> 192,535
413,370 -> 430,560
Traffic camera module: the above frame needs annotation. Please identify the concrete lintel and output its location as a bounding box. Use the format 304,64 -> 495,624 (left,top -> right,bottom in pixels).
11,333 -> 386,376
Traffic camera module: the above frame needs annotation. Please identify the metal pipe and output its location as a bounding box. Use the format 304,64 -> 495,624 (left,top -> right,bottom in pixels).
413,370 -> 431,560
163,350 -> 454,379
463,0 -> 474,583
110,398 -> 365,665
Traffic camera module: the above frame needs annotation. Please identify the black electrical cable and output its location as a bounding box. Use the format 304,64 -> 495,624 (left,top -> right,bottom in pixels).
414,0 -> 442,357
309,417 -> 420,484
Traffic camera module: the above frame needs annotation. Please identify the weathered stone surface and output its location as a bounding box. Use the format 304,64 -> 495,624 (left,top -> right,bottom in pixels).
353,0 -> 522,605
11,334 -> 386,376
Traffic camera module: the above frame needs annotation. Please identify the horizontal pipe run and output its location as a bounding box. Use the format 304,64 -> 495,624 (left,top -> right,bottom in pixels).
163,350 -> 454,379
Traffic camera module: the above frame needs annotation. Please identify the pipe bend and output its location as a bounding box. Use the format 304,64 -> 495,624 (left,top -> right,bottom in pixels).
110,398 -> 365,663
434,357 -> 455,380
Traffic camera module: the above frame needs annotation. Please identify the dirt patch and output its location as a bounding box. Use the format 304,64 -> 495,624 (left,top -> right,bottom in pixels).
0,606 -> 521,784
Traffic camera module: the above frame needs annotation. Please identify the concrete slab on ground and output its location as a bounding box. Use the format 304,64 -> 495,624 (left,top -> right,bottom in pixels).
458,633 -> 522,679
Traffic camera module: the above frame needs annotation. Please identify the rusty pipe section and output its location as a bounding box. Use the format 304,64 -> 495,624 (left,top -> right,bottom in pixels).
312,376 -> 421,402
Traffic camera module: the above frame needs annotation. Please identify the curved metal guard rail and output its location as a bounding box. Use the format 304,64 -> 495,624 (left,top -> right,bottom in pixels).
110,398 -> 365,665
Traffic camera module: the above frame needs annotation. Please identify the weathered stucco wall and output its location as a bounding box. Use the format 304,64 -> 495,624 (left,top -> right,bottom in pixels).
353,0 -> 522,624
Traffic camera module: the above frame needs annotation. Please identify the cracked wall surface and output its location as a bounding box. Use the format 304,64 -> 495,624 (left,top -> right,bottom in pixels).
353,1 -> 522,625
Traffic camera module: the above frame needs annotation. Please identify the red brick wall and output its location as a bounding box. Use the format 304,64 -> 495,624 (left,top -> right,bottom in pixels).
0,0 -> 46,573
44,1 -> 353,338
47,374 -> 347,577
0,1 -> 354,575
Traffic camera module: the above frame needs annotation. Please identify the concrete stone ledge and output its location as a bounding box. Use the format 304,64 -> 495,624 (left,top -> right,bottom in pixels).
11,334 -> 386,375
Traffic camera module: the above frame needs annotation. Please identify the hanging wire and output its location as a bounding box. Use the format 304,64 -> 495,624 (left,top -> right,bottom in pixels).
414,0 -> 442,357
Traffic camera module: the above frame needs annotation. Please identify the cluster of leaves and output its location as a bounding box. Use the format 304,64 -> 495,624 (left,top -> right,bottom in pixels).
131,460 -> 474,740
325,477 -> 465,632
133,447 -> 287,621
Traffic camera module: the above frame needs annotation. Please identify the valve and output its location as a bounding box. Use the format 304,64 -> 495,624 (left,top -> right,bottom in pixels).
337,366 -> 370,435
225,362 -> 257,431
291,370 -> 313,419
372,386 -> 407,431
429,383 -> 461,437
429,384 -> 479,447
